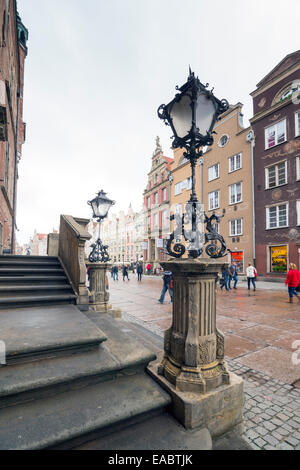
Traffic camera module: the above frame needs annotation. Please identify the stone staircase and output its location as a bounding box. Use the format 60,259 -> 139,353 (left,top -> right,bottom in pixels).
0,255 -> 77,308
0,255 -> 212,450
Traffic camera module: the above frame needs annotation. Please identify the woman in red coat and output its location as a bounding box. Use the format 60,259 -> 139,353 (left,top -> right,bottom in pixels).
285,263 -> 300,303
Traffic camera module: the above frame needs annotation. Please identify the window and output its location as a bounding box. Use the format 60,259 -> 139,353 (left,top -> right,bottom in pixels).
269,245 -> 288,272
265,161 -> 287,188
230,219 -> 243,236
229,182 -> 242,204
162,210 -> 169,228
208,164 -> 219,181
297,201 -> 300,226
265,120 -> 286,149
295,112 -> 300,137
229,153 -> 242,173
174,178 -> 191,195
266,203 -> 288,229
153,213 -> 158,227
218,134 -> 229,147
162,187 -> 167,201
175,182 -> 181,196
186,177 -> 192,190
154,192 -> 158,205
147,197 -> 151,209
297,157 -> 300,181
209,191 -> 219,210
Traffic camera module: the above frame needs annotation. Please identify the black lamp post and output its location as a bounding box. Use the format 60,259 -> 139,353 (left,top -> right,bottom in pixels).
158,69 -> 229,259
87,190 -> 115,262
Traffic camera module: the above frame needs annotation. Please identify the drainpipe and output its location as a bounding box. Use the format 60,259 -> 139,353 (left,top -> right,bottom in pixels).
11,86 -> 20,254
247,130 -> 256,267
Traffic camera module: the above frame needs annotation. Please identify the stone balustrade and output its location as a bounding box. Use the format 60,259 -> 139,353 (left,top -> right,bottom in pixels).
59,215 -> 91,311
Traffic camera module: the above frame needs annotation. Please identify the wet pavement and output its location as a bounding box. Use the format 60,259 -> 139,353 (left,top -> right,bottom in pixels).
108,273 -> 300,450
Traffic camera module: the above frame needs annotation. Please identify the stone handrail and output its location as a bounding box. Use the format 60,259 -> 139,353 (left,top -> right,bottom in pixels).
59,215 -> 91,311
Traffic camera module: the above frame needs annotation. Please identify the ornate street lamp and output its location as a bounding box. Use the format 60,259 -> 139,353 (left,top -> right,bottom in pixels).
87,190 -> 115,262
158,69 -> 229,259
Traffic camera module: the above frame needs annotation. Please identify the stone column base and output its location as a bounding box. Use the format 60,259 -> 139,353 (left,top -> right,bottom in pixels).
148,357 -> 244,438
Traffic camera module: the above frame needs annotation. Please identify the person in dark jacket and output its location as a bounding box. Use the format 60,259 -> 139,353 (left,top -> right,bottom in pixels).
220,266 -> 230,291
122,265 -> 129,282
158,270 -> 173,303
228,262 -> 238,290
137,264 -> 143,282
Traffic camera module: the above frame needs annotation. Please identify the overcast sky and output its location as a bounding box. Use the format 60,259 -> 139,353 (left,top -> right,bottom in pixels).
16,0 -> 300,245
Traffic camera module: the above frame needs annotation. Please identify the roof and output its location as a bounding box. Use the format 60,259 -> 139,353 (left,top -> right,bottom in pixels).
256,50 -> 300,89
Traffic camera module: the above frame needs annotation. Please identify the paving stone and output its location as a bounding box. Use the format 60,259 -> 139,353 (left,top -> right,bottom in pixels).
260,413 -> 271,421
254,437 -> 267,448
263,421 -> 277,432
263,435 -> 279,446
278,442 -> 294,450
271,418 -> 284,426
275,428 -> 290,437
281,423 -> 293,432
255,426 -> 269,437
284,436 -> 300,447
265,409 -> 277,417
276,413 -> 291,422
264,445 -> 277,450
245,429 -> 259,440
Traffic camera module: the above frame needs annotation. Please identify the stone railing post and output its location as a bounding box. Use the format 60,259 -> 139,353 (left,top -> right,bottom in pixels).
59,215 -> 91,311
148,258 -> 244,437
86,262 -> 111,313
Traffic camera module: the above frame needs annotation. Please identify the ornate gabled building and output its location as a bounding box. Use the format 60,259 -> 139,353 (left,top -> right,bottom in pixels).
250,50 -> 300,277
143,137 -> 173,270
0,2 -> 28,253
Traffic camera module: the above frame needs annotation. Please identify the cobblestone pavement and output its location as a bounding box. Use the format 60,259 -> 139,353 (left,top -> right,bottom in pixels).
109,274 -> 300,450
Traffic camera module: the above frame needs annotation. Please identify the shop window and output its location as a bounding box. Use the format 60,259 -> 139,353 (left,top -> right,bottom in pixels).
230,251 -> 244,274
269,245 -> 288,273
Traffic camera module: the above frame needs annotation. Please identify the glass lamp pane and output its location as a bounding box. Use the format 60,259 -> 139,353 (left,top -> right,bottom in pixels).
169,94 -> 192,138
195,92 -> 216,135
91,200 -> 99,217
97,202 -> 111,218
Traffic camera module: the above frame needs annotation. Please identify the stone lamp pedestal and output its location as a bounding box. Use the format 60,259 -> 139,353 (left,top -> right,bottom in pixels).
148,259 -> 244,437
86,262 -> 112,313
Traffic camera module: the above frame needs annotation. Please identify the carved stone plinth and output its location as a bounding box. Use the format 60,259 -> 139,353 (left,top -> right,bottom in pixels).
86,262 -> 111,313
157,259 -> 230,394
149,258 -> 244,435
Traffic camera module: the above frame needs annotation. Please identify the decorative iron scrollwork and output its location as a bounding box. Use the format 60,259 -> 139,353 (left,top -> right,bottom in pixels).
88,238 -> 110,263
166,209 -> 228,260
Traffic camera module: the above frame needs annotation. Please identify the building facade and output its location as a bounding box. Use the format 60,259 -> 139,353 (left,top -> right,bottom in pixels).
169,103 -> 254,274
250,50 -> 300,277
87,205 -> 145,265
0,2 -> 28,253
143,137 -> 173,269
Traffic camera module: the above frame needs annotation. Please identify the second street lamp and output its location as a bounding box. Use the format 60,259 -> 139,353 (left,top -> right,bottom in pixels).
87,190 -> 115,263
158,69 -> 229,259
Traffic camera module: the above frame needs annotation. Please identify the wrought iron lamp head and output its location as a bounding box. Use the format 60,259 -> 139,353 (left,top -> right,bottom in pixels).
158,68 -> 229,158
88,190 -> 115,222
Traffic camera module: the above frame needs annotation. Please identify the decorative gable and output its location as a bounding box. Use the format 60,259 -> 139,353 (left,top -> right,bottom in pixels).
257,50 -> 300,88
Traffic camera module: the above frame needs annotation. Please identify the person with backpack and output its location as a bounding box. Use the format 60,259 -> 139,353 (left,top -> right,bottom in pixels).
246,263 -> 257,291
158,270 -> 173,304
285,263 -> 300,303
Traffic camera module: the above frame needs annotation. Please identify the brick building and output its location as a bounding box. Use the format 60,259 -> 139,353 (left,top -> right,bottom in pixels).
0,1 -> 28,253
250,50 -> 300,278
143,137 -> 173,270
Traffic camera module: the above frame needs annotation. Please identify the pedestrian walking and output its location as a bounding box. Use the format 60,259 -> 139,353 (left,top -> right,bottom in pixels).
137,263 -> 143,282
146,263 -> 152,275
158,270 -> 173,304
246,263 -> 257,291
112,266 -> 119,281
220,266 -> 230,291
228,262 -> 238,290
285,263 -> 300,303
122,265 -> 130,282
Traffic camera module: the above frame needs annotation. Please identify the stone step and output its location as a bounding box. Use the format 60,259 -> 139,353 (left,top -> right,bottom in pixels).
0,305 -> 106,364
0,276 -> 68,284
0,373 -> 171,450
0,260 -> 60,267
0,256 -> 58,261
0,313 -> 156,408
0,268 -> 65,276
0,294 -> 77,309
71,411 -> 212,451
0,284 -> 72,293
